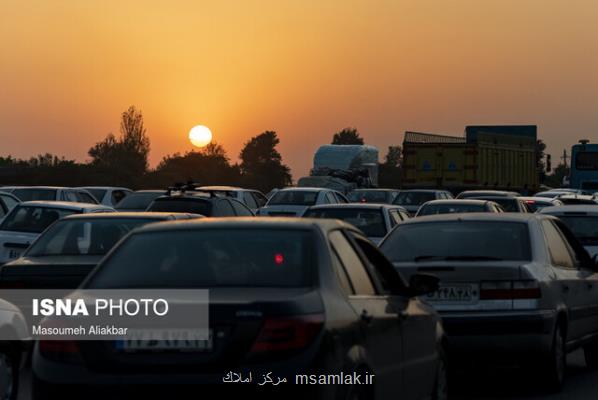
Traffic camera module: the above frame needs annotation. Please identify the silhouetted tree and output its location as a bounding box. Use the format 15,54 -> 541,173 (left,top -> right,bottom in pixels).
239,131 -> 292,192
378,145 -> 403,188
88,106 -> 150,187
331,128 -> 364,145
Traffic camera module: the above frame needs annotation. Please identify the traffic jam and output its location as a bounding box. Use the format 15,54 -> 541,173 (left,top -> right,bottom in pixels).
0,127 -> 598,400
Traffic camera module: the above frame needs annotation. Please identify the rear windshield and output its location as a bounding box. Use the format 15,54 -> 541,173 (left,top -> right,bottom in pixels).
116,192 -> 163,210
85,229 -> 315,289
418,203 -> 486,216
557,216 -> 598,245
27,218 -> 158,256
477,198 -> 518,212
147,198 -> 212,215
85,189 -> 107,202
12,189 -> 57,201
0,206 -> 79,233
393,192 -> 435,206
305,208 -> 387,237
348,191 -> 389,203
268,191 -> 318,206
380,221 -> 531,262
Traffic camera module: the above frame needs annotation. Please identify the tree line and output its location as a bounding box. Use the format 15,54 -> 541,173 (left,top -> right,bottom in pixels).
0,108 -> 404,192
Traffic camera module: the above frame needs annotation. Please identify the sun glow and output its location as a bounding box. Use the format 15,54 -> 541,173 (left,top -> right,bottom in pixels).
189,125 -> 213,148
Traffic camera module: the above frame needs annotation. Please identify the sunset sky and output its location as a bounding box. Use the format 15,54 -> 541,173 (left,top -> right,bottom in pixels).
2,0 -> 598,178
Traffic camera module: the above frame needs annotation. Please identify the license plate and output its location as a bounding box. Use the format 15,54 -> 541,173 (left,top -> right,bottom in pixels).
115,329 -> 213,352
425,284 -> 478,303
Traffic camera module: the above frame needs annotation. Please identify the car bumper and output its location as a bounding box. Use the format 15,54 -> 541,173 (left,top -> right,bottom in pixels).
441,309 -> 556,358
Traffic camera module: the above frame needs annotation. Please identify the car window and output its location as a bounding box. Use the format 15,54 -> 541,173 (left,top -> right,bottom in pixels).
13,188 -> 57,201
148,198 -> 212,215
116,192 -> 163,210
65,191 -> 79,202
335,193 -> 349,203
349,233 -> 407,295
388,210 -> 401,227
0,206 -> 79,233
304,208 -> 387,237
77,191 -> 98,204
85,229 -> 315,289
0,194 -> 19,211
324,192 -> 336,204
542,220 -> 576,269
86,189 -> 107,202
331,249 -> 355,296
214,199 -> 235,217
394,191 -> 436,206
111,190 -> 128,205
0,199 -> 6,218
252,192 -> 268,207
242,192 -> 258,209
230,199 -> 253,216
381,221 -> 532,262
268,191 -> 318,206
329,230 -> 376,295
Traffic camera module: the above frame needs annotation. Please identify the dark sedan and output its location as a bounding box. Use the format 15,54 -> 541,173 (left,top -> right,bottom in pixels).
32,218 -> 446,400
0,212 -> 199,289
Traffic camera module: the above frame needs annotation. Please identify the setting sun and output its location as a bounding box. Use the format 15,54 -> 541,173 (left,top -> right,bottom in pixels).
189,125 -> 212,148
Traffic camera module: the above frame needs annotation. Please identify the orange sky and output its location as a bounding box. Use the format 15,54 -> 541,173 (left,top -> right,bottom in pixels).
2,0 -> 598,178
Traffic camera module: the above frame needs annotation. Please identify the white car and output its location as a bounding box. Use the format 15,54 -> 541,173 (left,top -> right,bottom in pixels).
194,186 -> 268,213
0,186 -> 98,204
76,187 -> 133,207
0,201 -> 113,265
0,298 -> 28,400
257,187 -> 348,217
303,203 -> 410,245
540,205 -> 598,257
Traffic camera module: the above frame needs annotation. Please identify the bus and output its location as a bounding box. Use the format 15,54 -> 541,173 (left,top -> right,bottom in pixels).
570,140 -> 598,192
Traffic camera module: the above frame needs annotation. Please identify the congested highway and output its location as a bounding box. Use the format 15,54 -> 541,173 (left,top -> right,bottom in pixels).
0,183 -> 597,400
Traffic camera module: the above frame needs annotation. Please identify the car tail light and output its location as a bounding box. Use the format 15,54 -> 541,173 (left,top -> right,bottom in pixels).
39,340 -> 82,363
250,314 -> 324,355
480,281 -> 541,300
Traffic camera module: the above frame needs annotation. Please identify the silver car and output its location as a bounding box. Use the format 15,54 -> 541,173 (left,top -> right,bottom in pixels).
380,213 -> 598,391
540,205 -> 598,258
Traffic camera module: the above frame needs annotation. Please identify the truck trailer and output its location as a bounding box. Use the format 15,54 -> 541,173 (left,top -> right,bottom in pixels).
402,125 -> 538,192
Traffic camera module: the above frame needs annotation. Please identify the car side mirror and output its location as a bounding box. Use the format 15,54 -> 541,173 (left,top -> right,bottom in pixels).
408,273 -> 440,297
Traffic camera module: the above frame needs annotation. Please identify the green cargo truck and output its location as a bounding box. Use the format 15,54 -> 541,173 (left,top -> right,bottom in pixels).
402,126 -> 538,192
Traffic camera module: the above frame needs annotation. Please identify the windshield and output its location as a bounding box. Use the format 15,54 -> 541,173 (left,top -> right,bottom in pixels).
85,189 -> 107,202
268,191 -> 318,206
116,192 -> 163,209
12,188 -> 57,201
0,206 -> 78,233
475,198 -> 518,212
26,218 -> 158,256
418,203 -> 486,216
393,192 -> 435,206
85,229 -> 315,289
380,221 -> 531,262
348,191 -> 390,203
305,208 -> 387,237
147,198 -> 211,215
558,216 -> 598,244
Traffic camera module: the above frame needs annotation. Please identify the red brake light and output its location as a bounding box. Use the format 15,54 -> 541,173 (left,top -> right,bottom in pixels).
480,281 -> 541,300
250,314 -> 324,354
274,253 -> 284,265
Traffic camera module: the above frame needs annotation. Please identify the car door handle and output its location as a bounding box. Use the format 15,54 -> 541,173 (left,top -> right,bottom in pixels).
360,310 -> 373,324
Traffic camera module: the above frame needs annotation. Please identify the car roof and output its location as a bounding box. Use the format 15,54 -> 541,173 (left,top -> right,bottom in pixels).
10,186 -> 66,190
77,186 -> 131,191
350,188 -> 397,192
422,199 -> 490,205
154,194 -> 214,202
518,196 -> 559,203
308,203 -> 407,211
398,189 -> 443,193
18,201 -> 112,210
459,190 -> 518,196
197,186 -> 245,191
540,205 -> 598,215
277,187 -> 330,192
132,217 -> 355,234
62,212 -> 198,220
468,196 -> 518,201
397,212 -> 545,225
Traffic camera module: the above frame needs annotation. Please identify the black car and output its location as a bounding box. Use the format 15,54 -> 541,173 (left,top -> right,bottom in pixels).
114,190 -> 166,212
347,189 -> 400,204
0,212 -> 200,289
32,218 -> 446,400
146,192 -> 254,216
